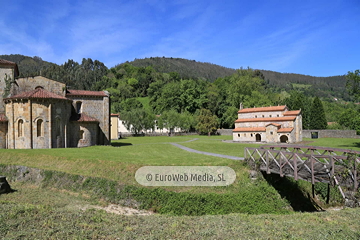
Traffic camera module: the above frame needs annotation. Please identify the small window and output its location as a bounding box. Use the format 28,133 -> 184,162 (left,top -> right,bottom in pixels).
238,134 -> 240,137
269,115 -> 272,117
262,115 -> 264,118
255,115 -> 257,118
244,133 -> 246,137
277,115 -> 279,117
37,119 -> 43,137
270,131 -> 273,135
18,119 -> 24,137
251,133 -> 253,137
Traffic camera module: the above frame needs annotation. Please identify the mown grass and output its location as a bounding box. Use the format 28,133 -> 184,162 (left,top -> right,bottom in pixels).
0,182 -> 359,239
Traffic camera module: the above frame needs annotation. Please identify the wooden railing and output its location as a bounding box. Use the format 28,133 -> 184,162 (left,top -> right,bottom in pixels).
245,145 -> 360,200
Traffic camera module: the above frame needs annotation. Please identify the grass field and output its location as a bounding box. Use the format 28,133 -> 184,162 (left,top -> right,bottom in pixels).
1,135 -> 360,238
0,182 -> 359,239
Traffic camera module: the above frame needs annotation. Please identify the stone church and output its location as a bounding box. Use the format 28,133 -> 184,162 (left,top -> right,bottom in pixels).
0,59 -> 110,149
233,104 -> 302,143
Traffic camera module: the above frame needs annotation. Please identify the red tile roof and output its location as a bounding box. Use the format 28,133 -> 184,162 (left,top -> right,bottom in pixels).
283,110 -> 301,116
278,128 -> 294,133
70,113 -> 99,122
66,89 -> 108,97
0,59 -> 17,65
0,113 -> 8,122
5,87 -> 70,101
235,116 -> 296,123
238,105 -> 287,113
265,123 -> 281,127
233,127 -> 266,132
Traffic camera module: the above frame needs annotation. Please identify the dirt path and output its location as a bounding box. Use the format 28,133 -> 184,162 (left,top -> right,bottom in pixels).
170,142 -> 244,160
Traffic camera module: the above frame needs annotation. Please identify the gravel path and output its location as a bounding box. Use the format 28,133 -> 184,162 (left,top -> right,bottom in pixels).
170,143 -> 244,161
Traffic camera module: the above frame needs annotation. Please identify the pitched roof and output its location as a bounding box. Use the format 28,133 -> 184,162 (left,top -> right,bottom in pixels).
235,116 -> 296,123
0,113 -> 8,122
233,127 -> 266,132
70,113 -> 99,122
0,59 -> 19,76
0,59 -> 17,66
278,128 -> 294,133
5,87 -> 70,101
283,110 -> 301,116
265,123 -> 281,127
238,105 -> 287,113
66,89 -> 108,97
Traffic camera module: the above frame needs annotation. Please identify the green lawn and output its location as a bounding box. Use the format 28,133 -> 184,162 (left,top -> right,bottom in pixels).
1,182 -> 359,239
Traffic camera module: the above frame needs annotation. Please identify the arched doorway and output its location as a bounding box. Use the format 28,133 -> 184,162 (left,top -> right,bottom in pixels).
255,134 -> 261,142
280,135 -> 288,143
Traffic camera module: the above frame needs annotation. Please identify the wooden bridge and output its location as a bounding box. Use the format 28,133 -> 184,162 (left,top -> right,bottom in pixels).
245,145 -> 360,201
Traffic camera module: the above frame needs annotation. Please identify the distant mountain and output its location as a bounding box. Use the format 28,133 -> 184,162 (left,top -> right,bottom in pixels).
0,55 -> 349,100
127,57 -> 236,82
127,57 -> 348,101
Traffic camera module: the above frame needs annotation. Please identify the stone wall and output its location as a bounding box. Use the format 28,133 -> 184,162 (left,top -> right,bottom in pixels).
68,94 -> 110,145
303,130 -> 360,139
14,77 -> 66,96
0,122 -> 7,148
217,129 -> 233,135
0,67 -> 15,112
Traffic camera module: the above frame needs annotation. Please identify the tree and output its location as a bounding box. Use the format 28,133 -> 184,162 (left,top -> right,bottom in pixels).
309,97 -> 327,129
284,91 -> 312,129
121,108 -> 154,134
346,70 -> 360,100
195,109 -> 219,136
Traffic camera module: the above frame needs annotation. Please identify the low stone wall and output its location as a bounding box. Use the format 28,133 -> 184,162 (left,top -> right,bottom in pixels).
303,130 -> 360,139
118,132 -> 198,138
217,129 -> 233,135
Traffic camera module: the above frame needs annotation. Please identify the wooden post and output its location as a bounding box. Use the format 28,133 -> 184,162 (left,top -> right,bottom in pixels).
326,183 -> 330,204
293,154 -> 298,181
266,150 -> 270,174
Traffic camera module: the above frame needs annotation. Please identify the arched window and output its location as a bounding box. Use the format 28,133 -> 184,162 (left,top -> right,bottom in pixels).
37,119 -> 43,137
18,119 -> 24,137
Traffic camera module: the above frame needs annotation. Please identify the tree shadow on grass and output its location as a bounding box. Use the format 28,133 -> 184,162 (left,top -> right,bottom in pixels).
338,142 -> 360,148
261,172 -> 321,212
111,142 -> 133,147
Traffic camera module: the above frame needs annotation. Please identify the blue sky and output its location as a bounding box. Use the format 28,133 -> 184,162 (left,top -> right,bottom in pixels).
1,0 -> 359,77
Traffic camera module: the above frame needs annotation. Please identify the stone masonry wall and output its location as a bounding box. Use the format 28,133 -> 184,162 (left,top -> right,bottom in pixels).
0,67 -> 14,112
15,77 -> 66,96
303,130 -> 360,139
68,95 -> 110,145
0,122 -> 7,149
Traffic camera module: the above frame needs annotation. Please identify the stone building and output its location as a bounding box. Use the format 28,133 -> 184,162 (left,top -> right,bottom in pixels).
233,104 -> 302,143
0,59 -> 110,149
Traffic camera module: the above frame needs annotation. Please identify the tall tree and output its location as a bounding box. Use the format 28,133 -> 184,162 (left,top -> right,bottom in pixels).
309,97 -> 327,130
195,109 -> 219,136
346,70 -> 360,100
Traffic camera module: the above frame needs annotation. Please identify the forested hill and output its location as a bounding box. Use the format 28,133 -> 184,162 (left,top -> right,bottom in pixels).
260,70 -> 348,100
128,57 -> 348,101
0,54 -> 349,100
128,57 -> 236,82
0,54 -> 56,77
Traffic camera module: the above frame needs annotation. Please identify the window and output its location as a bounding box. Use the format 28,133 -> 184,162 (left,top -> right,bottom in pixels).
269,115 -> 272,117
76,101 -> 82,114
270,131 -> 273,135
244,133 -> 246,137
255,115 -> 257,118
37,119 -> 43,137
18,119 -> 24,137
262,115 -> 264,118
277,114 -> 279,117
251,133 -> 253,137
238,134 -> 240,137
